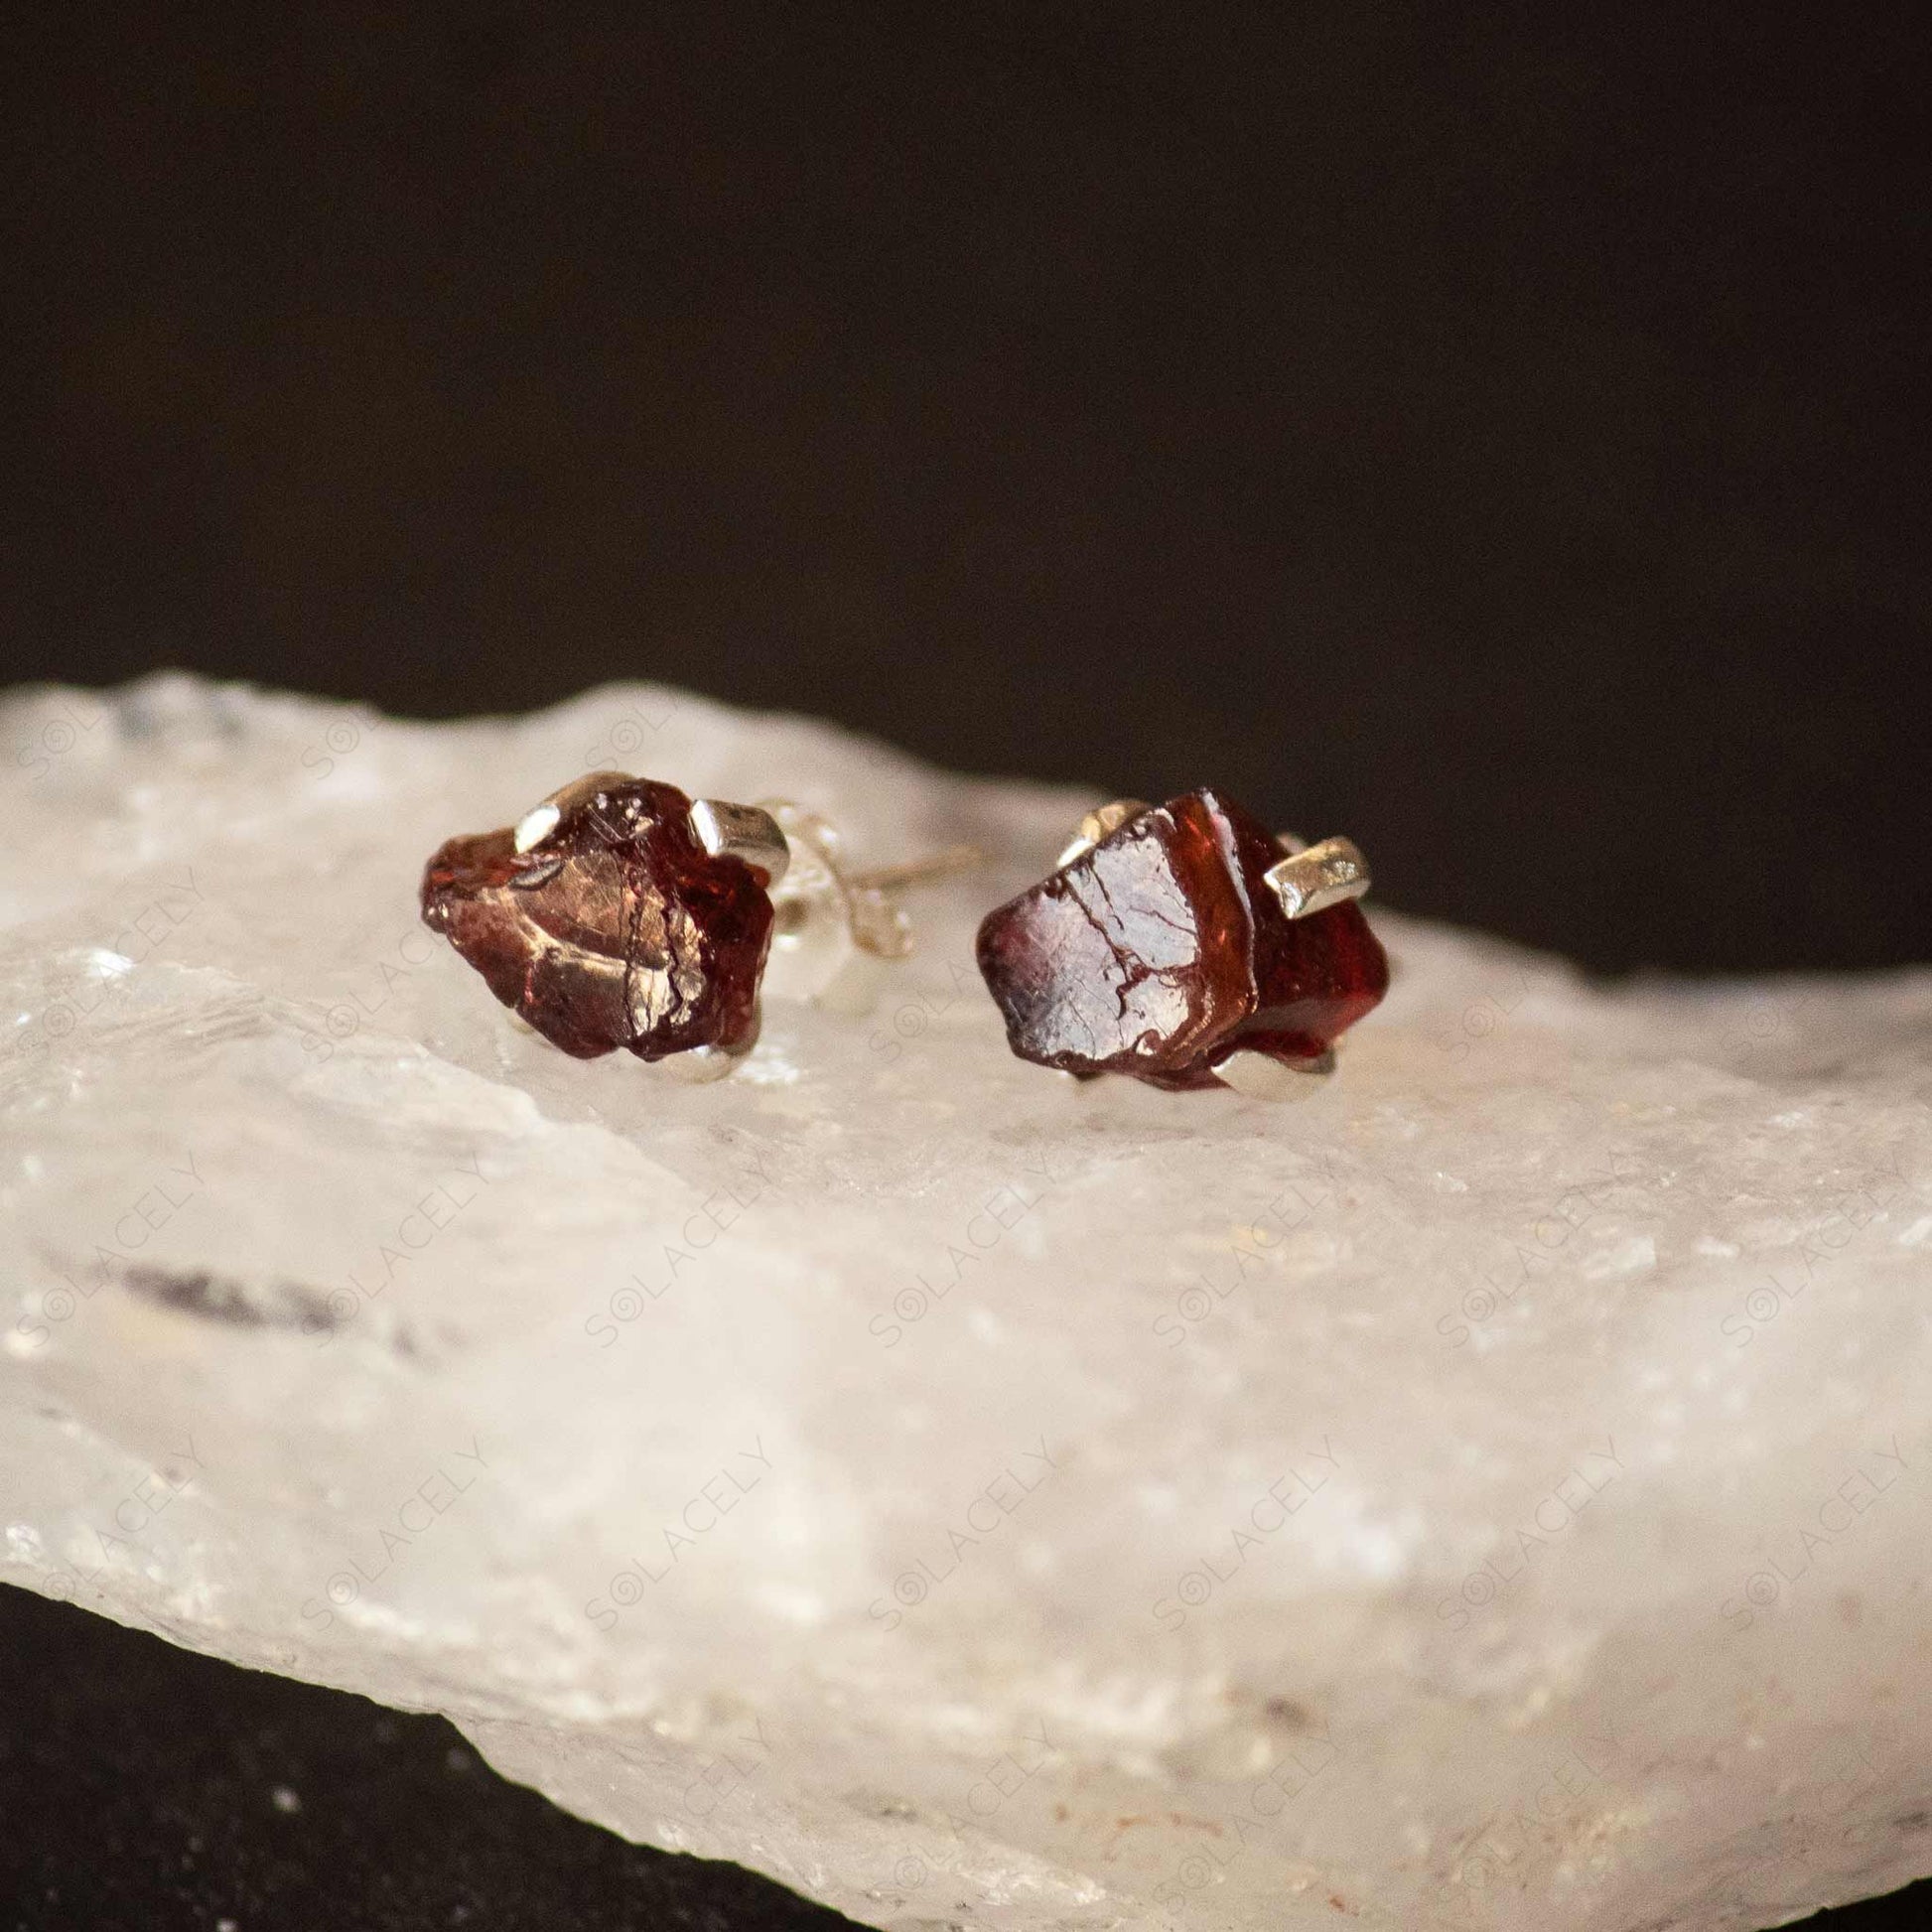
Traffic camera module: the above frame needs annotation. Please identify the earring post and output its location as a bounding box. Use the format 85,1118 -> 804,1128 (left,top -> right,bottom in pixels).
848,844 -> 986,896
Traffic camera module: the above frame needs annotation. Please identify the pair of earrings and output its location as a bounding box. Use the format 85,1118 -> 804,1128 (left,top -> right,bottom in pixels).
420,771 -> 1388,1097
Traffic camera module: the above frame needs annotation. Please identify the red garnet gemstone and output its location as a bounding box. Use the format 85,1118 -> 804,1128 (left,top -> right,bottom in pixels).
975,788 -> 1388,1090
420,776 -> 774,1060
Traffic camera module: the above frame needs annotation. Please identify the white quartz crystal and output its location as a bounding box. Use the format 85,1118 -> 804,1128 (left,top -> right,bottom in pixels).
3,673 -> 1930,1932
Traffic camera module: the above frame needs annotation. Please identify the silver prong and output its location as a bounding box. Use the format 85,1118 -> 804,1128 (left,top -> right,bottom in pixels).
1212,1046 -> 1336,1101
689,799 -> 791,886
513,770 -> 634,853
512,803 -> 561,853
1056,798 -> 1153,870
1275,830 -> 1310,856
1263,836 -> 1371,919
664,999 -> 762,1081
664,1041 -> 743,1084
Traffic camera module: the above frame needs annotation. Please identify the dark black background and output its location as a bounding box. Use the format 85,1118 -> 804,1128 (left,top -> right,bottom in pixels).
3,4 -> 1927,1927
0,1586 -> 859,1932
4,4 -> 1928,974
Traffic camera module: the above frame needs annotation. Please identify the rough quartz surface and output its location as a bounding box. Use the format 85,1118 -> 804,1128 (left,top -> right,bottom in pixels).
2,674 -> 1930,1932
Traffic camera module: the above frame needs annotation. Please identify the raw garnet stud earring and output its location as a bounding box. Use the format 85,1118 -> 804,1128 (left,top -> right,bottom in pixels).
975,789 -> 1389,1098
420,771 -> 977,1074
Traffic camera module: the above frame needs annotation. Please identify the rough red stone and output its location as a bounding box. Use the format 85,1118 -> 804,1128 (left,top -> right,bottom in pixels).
975,788 -> 1388,1090
420,776 -> 774,1060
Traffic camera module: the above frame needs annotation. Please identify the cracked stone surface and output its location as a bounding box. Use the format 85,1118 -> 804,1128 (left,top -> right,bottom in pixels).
2,673 -> 1930,1932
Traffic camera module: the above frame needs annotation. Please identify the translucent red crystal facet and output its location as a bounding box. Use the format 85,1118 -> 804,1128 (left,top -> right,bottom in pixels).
974,788 -> 1388,1090
420,776 -> 774,1060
